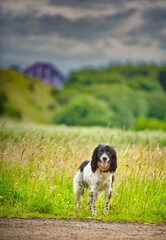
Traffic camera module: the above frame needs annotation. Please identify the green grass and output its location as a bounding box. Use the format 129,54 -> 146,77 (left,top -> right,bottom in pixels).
0,121 -> 166,223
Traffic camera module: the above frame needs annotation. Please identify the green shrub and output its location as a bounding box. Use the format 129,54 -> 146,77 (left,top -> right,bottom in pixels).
55,90 -> 79,105
56,65 -> 166,129
53,96 -> 113,127
135,118 -> 166,130
128,76 -> 159,91
110,102 -> 135,129
6,105 -> 22,119
50,87 -> 59,97
146,93 -> 166,120
0,91 -> 8,115
65,72 -> 80,87
47,104 -> 55,110
28,83 -> 35,92
96,85 -> 147,128
158,69 -> 166,90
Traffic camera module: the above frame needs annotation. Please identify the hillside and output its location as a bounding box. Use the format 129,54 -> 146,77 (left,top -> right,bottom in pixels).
0,65 -> 166,130
52,65 -> 166,130
0,69 -> 57,123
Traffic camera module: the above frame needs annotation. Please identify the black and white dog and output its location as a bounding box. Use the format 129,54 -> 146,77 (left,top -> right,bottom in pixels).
73,144 -> 117,215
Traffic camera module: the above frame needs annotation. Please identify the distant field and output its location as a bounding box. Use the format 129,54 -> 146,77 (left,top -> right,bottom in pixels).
0,121 -> 166,223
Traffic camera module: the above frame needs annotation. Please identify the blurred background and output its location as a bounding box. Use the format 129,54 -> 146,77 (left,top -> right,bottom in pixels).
0,0 -> 166,130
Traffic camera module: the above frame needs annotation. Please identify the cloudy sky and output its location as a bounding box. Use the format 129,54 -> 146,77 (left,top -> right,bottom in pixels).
0,0 -> 166,75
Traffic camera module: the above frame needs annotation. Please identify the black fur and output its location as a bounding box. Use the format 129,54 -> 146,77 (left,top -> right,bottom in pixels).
78,160 -> 90,172
108,147 -> 117,173
91,146 -> 99,173
91,144 -> 117,173
111,174 -> 115,187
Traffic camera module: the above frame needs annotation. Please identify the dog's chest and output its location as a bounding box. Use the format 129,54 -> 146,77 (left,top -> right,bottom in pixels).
95,172 -> 110,190
82,165 -> 111,190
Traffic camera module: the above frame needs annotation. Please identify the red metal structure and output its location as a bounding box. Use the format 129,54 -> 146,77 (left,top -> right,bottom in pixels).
23,62 -> 65,89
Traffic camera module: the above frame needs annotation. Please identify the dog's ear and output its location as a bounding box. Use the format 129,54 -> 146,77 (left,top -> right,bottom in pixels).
91,146 -> 99,173
109,148 -> 117,173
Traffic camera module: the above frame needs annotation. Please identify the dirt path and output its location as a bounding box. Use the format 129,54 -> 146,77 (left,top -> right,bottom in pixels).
0,218 -> 165,240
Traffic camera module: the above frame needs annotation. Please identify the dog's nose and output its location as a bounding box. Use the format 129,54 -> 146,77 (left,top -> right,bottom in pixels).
103,157 -> 107,161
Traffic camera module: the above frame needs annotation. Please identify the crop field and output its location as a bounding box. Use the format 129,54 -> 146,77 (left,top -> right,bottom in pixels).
0,121 -> 165,223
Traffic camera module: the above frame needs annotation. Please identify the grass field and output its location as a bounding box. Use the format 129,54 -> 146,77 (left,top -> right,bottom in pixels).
0,121 -> 166,224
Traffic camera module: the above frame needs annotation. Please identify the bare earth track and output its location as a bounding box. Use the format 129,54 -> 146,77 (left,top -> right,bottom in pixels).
0,218 -> 165,240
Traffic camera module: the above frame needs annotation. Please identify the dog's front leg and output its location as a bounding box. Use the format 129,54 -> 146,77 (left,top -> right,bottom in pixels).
104,186 -> 113,214
89,190 -> 97,216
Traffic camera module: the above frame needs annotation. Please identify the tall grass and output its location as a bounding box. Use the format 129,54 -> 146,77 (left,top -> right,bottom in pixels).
0,121 -> 166,223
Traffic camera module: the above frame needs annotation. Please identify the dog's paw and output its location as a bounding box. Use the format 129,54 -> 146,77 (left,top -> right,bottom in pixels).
92,211 -> 97,216
76,203 -> 81,209
90,208 -> 97,216
103,207 -> 108,214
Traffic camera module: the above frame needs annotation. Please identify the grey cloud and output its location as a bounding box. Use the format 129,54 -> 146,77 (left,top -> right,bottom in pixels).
49,0 -> 165,9
123,39 -> 152,47
124,38 -> 153,49
127,7 -> 166,49
49,0 -> 121,9
0,8 -> 136,40
1,0 -> 166,72
145,7 -> 166,23
143,7 -> 166,34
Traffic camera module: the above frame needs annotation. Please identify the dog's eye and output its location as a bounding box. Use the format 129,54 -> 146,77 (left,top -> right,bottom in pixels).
107,150 -> 110,154
100,150 -> 103,154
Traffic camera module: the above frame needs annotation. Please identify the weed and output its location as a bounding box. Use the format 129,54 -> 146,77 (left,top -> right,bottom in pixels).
0,122 -> 165,223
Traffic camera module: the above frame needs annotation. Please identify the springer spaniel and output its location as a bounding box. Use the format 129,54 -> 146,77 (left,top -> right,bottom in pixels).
73,144 -> 117,215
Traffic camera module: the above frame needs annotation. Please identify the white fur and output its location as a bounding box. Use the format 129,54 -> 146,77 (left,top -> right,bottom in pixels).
73,162 -> 114,215
100,153 -> 109,162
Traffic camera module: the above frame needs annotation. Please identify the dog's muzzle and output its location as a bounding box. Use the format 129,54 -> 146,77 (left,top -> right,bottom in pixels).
98,155 -> 110,171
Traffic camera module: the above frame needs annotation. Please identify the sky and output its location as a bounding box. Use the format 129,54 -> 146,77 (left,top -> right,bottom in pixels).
0,0 -> 166,75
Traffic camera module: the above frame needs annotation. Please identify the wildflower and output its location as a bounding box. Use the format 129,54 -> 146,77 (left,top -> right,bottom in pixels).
57,194 -> 61,196
8,192 -> 11,194
14,182 -> 18,185
0,196 -> 3,199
